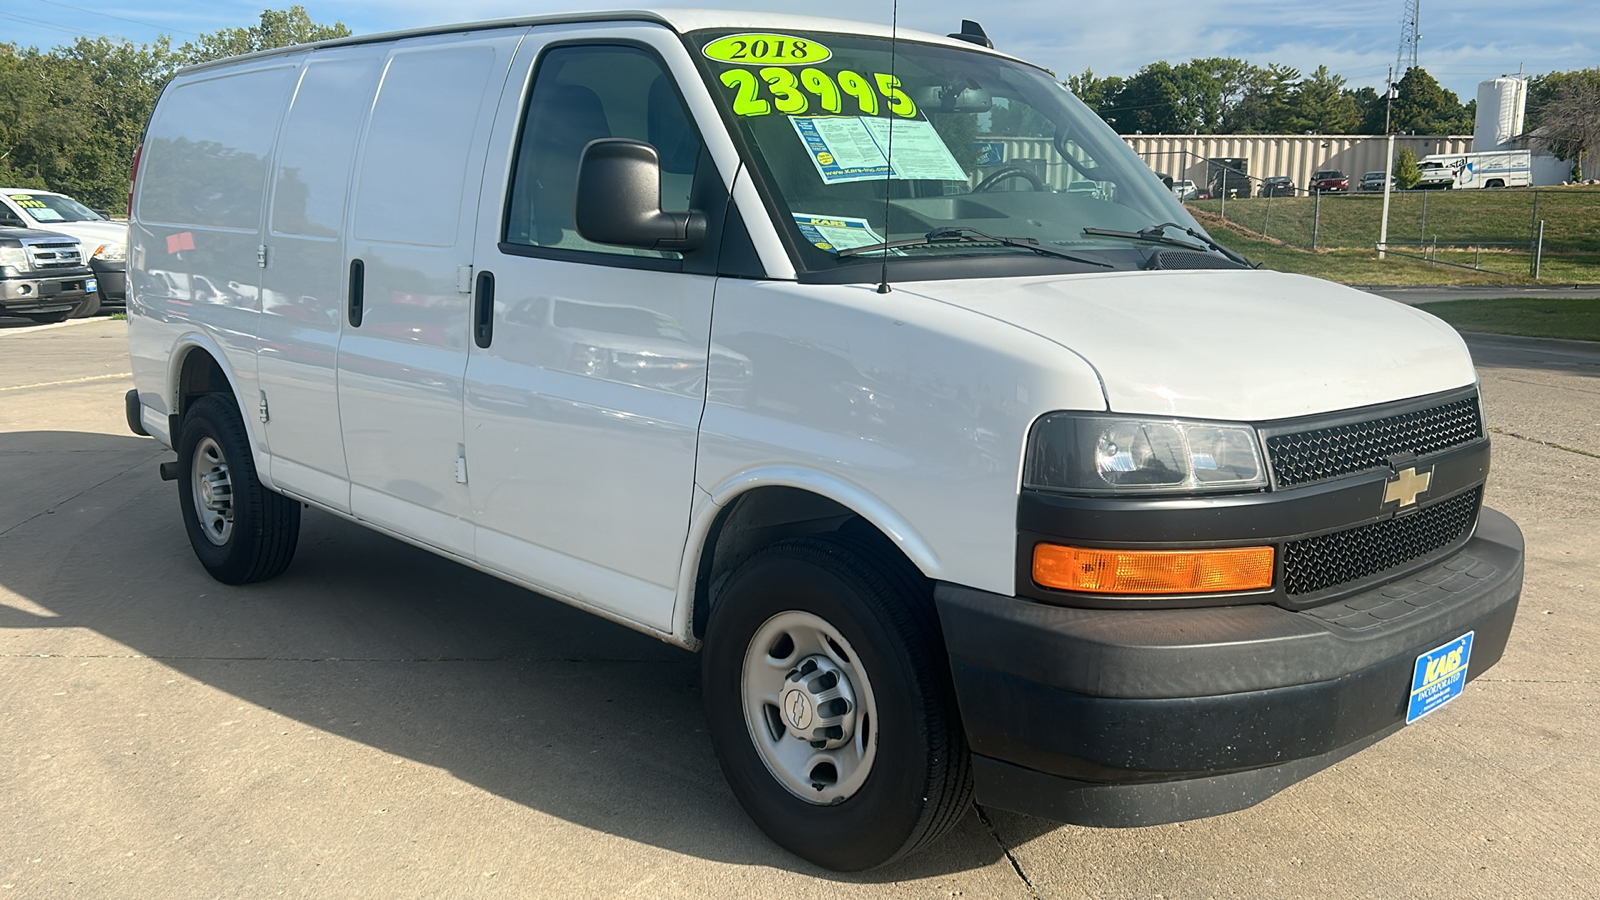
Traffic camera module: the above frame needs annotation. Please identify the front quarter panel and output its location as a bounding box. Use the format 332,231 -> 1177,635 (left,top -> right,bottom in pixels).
696,278 -> 1106,595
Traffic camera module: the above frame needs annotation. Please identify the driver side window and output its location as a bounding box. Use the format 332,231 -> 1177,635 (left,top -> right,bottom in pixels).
502,44 -> 704,260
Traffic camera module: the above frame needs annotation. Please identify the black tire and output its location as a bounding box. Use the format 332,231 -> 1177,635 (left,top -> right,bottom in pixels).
176,393 -> 300,584
702,533 -> 972,871
69,292 -> 101,318
21,310 -> 71,325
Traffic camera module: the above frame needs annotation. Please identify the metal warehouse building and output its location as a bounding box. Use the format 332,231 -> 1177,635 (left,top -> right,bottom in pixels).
1124,134 -> 1474,194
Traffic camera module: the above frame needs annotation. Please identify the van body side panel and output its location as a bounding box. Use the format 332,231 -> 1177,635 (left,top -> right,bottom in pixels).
128,63 -> 299,462
336,31 -> 523,557
461,26 -> 720,632
695,279 -> 1107,597
257,51 -> 386,513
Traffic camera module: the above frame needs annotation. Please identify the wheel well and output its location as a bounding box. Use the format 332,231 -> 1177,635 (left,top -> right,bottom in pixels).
692,486 -> 918,639
173,347 -> 231,429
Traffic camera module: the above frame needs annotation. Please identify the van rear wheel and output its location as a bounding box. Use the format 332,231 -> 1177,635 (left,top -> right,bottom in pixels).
701,534 -> 972,871
176,394 -> 300,584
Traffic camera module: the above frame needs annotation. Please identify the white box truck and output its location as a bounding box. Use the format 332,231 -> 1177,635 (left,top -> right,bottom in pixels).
1417,149 -> 1532,189
124,10 -> 1523,871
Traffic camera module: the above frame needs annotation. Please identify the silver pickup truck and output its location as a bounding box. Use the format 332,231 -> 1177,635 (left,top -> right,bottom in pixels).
0,227 -> 96,323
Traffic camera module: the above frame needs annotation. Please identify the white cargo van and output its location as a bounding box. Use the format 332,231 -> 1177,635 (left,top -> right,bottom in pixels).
1417,149 -> 1533,189
125,11 -> 1524,871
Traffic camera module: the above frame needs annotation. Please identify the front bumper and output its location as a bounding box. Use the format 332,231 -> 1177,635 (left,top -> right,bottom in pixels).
90,258 -> 126,304
935,506 -> 1523,827
1,271 -> 92,315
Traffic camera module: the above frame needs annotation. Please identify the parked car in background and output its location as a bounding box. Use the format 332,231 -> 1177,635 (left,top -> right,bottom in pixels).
1360,171 -> 1393,192
1171,179 -> 1199,200
0,226 -> 96,323
0,189 -> 126,311
1261,176 -> 1296,197
1311,170 -> 1349,193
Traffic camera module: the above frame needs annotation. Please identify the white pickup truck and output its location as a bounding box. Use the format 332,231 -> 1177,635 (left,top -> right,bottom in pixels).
124,9 -> 1523,870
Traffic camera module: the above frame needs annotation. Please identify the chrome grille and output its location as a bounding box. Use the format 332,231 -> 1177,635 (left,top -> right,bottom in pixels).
26,242 -> 83,269
1266,396 -> 1482,487
1282,488 -> 1481,596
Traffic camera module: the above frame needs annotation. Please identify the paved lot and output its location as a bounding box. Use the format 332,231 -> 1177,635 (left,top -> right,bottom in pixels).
1365,284 -> 1600,305
2,320 -> 1597,898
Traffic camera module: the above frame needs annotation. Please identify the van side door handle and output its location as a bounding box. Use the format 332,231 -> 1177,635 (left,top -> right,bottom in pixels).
347,258 -> 365,327
473,270 -> 495,349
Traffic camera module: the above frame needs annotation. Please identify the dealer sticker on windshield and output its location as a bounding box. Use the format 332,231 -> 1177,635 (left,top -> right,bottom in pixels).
1406,631 -> 1474,724
791,213 -> 888,254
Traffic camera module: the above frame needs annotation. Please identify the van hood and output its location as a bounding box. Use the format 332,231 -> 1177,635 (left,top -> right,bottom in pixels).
904,269 -> 1477,421
38,219 -> 126,252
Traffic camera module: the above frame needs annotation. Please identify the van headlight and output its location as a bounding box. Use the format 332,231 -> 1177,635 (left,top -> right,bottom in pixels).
1025,413 -> 1268,494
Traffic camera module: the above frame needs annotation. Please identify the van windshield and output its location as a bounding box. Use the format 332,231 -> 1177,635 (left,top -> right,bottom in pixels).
9,192 -> 104,224
689,30 -> 1208,278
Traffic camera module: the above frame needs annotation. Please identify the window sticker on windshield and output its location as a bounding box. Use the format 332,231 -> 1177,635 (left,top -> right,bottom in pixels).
792,213 -> 890,254
703,33 -> 831,66
718,68 -> 915,118
792,116 -> 967,184
31,208 -> 64,222
10,194 -> 48,209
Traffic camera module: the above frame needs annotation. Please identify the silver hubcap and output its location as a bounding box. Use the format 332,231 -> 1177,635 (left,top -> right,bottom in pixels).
190,436 -> 234,546
742,611 -> 878,805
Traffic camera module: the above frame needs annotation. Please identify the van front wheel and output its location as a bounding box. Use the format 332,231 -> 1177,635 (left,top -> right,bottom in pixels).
176,394 -> 300,584
702,534 -> 972,871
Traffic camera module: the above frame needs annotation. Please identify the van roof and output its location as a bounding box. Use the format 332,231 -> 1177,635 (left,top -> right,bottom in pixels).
174,8 -> 1031,76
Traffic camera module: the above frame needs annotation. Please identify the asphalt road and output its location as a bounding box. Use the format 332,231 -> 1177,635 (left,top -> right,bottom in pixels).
2,320 -> 1597,898
1365,284 -> 1600,305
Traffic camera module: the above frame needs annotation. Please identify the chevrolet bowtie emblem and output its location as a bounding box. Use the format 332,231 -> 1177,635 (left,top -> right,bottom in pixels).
1384,466 -> 1433,507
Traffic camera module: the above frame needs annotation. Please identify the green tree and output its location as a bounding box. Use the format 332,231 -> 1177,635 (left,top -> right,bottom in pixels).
1066,67 -> 1123,124
179,6 -> 351,65
1226,64 -> 1299,133
1527,72 -> 1600,178
1186,57 -> 1258,130
1394,146 -> 1420,188
1391,67 -> 1472,134
1344,85 -> 1389,134
1106,61 -> 1225,134
0,9 -> 347,213
1285,66 -> 1359,133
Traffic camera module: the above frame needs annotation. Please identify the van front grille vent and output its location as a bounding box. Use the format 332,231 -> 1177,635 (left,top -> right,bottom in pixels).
1282,488 -> 1481,596
1266,396 -> 1482,487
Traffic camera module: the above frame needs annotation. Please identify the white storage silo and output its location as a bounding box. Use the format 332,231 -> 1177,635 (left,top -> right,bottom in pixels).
1475,77 -> 1527,151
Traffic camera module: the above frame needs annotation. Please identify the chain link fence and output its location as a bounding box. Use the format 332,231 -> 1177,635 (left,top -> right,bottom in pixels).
1187,179 -> 1600,281
1148,149 -> 1600,281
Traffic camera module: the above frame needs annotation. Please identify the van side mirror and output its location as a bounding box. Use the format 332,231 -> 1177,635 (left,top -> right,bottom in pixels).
575,138 -> 706,252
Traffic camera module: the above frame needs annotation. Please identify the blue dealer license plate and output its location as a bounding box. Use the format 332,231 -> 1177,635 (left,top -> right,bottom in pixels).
1406,631 -> 1474,724
86,278 -> 98,293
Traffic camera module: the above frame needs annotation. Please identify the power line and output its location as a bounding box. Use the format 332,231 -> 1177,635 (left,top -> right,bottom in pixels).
0,10 -> 113,39
32,0 -> 200,36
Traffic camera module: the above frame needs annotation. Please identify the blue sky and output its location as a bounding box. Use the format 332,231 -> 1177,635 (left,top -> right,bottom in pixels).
5,0 -> 1596,102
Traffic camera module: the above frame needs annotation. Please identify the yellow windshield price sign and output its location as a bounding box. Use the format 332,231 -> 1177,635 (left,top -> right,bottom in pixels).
703,33 -> 831,66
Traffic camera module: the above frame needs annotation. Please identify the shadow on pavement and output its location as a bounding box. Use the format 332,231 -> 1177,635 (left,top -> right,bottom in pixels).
0,429 -> 1054,880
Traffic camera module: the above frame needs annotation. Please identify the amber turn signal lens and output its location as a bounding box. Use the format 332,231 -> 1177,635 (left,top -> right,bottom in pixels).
1032,544 -> 1275,595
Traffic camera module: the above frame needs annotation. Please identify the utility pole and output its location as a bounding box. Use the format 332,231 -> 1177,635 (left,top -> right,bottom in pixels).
1379,133 -> 1396,260
1385,65 -> 1395,134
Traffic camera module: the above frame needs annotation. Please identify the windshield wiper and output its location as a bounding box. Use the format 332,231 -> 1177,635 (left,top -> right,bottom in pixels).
1081,223 -> 1255,268
836,226 -> 1113,267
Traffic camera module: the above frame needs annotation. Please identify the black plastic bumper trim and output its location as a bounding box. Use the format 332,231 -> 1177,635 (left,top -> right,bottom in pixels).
938,508 -> 1523,825
970,724 -> 1399,828
125,389 -> 149,437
